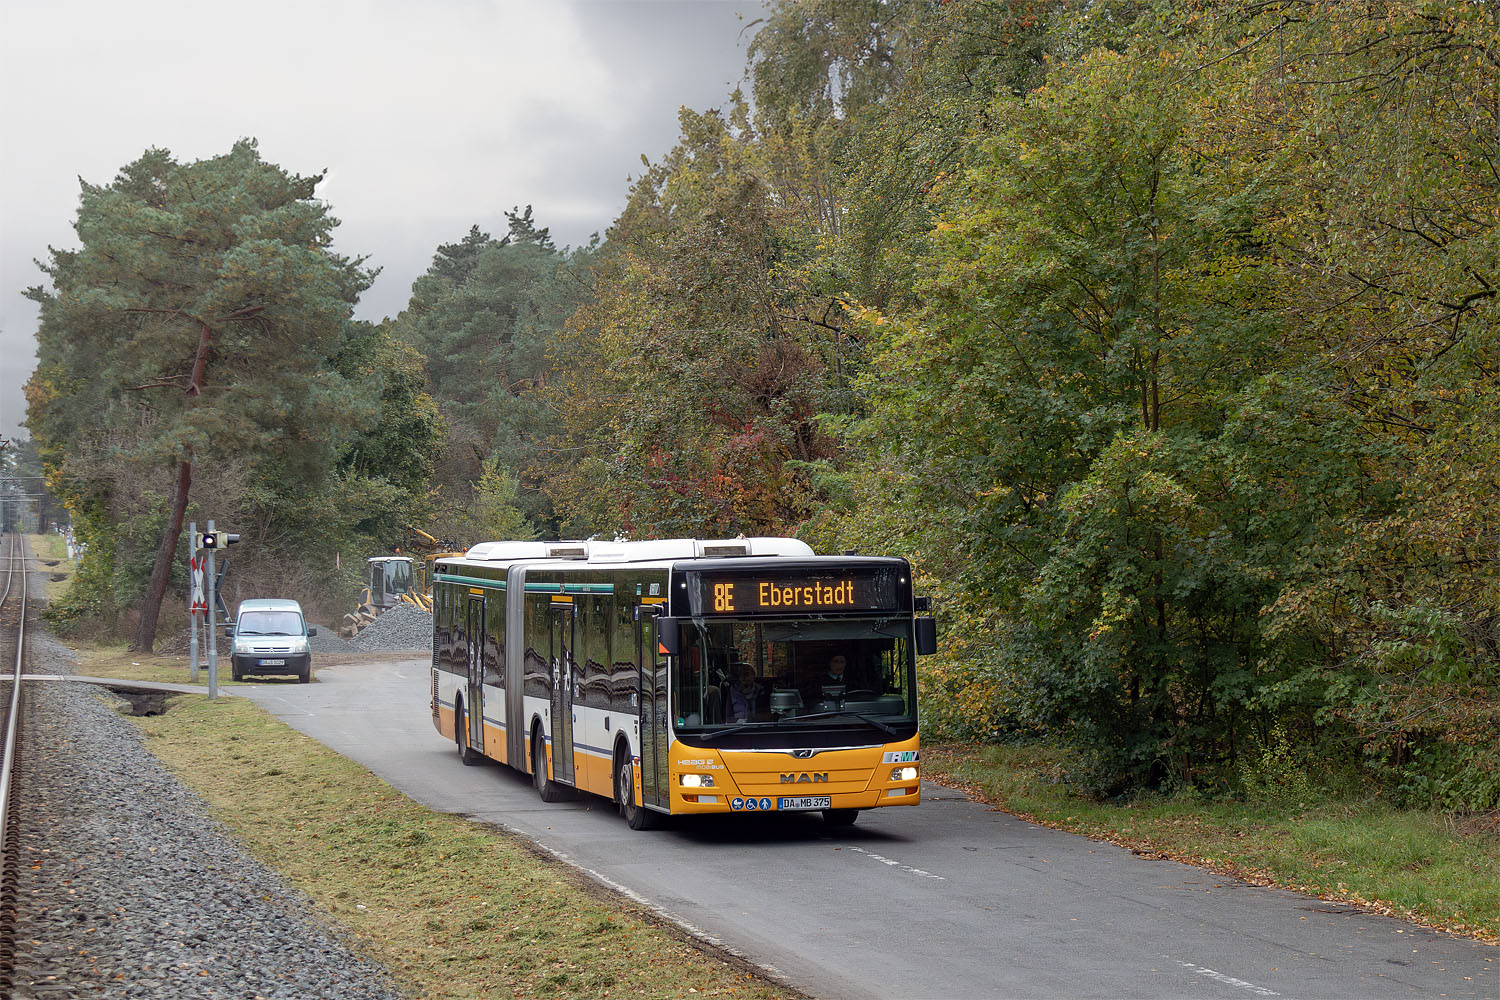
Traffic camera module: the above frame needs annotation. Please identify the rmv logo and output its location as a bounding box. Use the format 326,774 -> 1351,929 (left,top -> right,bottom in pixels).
780,772 -> 829,784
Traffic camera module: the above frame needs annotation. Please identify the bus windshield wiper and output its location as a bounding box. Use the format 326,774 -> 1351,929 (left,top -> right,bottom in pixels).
788,711 -> 898,736
699,722 -> 776,741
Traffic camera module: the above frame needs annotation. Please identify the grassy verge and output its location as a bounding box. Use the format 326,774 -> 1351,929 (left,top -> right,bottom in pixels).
922,742 -> 1500,944
71,639 -> 294,686
133,693 -> 795,999
70,644 -> 244,685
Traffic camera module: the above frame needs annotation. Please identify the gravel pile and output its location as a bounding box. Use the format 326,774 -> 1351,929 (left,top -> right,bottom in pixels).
10,632 -> 403,1000
307,626 -> 353,653
347,603 -> 433,653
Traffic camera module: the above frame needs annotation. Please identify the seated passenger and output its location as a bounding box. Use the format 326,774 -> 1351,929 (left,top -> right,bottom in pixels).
724,663 -> 765,723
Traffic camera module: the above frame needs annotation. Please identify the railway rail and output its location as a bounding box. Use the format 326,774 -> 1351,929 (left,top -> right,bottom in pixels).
0,529 -> 32,992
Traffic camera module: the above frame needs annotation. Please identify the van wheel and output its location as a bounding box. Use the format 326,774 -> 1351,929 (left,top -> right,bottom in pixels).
533,729 -> 569,802
616,751 -> 657,831
456,703 -> 481,765
823,809 -> 859,827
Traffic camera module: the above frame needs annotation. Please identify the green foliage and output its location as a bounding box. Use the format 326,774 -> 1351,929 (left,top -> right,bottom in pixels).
42,498 -> 120,631
389,209 -> 589,542
539,98 -> 839,539
469,456 -> 537,542
833,1 -> 1497,802
1237,725 -> 1314,805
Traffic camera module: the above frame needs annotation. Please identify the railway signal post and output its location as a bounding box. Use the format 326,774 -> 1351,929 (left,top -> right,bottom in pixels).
196,521 -> 240,699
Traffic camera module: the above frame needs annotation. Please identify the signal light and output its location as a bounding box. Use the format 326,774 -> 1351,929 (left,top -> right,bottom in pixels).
200,532 -> 241,549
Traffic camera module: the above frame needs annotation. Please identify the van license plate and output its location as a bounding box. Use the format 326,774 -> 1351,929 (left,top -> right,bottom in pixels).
778,796 -> 831,811
260,658 -> 286,666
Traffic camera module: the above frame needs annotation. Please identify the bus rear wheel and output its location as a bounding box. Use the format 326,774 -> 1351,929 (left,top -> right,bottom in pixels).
533,729 -> 569,802
616,753 -> 657,831
823,808 -> 859,827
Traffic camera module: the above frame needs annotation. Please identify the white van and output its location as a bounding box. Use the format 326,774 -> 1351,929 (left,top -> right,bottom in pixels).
228,598 -> 316,683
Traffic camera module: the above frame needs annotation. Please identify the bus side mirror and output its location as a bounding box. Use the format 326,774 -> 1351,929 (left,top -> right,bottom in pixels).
915,617 -> 937,656
656,617 -> 682,657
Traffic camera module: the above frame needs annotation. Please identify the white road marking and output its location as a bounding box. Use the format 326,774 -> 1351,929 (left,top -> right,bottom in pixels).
845,845 -> 945,880
1178,961 -> 1280,997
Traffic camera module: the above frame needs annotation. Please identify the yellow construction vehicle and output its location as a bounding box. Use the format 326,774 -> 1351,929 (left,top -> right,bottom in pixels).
341,528 -> 464,637
403,526 -> 465,603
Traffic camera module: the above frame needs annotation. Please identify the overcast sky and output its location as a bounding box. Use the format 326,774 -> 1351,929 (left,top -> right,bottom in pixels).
0,0 -> 764,443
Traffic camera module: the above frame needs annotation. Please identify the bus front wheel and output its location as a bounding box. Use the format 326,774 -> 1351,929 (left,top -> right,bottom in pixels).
617,753 -> 658,831
823,808 -> 859,827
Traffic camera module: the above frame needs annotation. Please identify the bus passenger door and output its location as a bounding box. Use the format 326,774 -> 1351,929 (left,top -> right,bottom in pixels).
464,595 -> 485,753
636,607 -> 668,809
549,604 -> 576,785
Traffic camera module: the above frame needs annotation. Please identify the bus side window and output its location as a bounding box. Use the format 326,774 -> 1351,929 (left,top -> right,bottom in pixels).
485,597 -> 504,687
523,596 -> 549,698
612,601 -> 636,712
583,596 -> 611,709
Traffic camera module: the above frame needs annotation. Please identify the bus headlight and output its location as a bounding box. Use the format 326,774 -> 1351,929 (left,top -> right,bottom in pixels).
680,774 -> 715,788
890,766 -> 918,782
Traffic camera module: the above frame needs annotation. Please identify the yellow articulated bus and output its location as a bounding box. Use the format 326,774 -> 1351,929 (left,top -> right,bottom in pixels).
429,537 -> 937,829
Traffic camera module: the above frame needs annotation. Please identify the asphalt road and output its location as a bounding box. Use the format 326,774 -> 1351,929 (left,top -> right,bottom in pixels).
239,657 -> 1496,1000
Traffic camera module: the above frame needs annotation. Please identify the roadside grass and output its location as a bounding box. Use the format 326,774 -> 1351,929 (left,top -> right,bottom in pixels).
922,743 -> 1500,944
25,532 -> 73,603
71,643 -> 255,686
133,693 -> 794,1000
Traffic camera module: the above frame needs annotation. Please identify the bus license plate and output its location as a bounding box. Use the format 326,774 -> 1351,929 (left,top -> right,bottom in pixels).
260,658 -> 286,666
778,796 -> 831,811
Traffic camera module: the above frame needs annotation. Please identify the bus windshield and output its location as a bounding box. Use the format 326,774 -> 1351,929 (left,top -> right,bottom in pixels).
672,618 -> 916,735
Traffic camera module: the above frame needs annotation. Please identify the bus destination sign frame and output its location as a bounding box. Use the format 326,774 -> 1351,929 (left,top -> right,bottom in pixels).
683,565 -> 905,617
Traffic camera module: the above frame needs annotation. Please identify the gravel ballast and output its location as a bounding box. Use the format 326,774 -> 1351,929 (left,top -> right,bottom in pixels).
10,632 -> 404,1000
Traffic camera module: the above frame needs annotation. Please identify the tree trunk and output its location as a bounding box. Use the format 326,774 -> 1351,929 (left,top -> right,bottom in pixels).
131,458 -> 191,652
131,321 -> 214,652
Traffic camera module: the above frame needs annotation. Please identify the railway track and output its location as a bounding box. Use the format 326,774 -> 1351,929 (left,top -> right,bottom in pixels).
0,529 -> 33,992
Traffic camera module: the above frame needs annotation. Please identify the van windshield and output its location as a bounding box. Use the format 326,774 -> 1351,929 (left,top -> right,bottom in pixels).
236,611 -> 303,636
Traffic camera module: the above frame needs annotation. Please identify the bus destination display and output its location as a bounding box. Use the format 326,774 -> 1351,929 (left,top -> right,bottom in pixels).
685,568 -> 901,616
